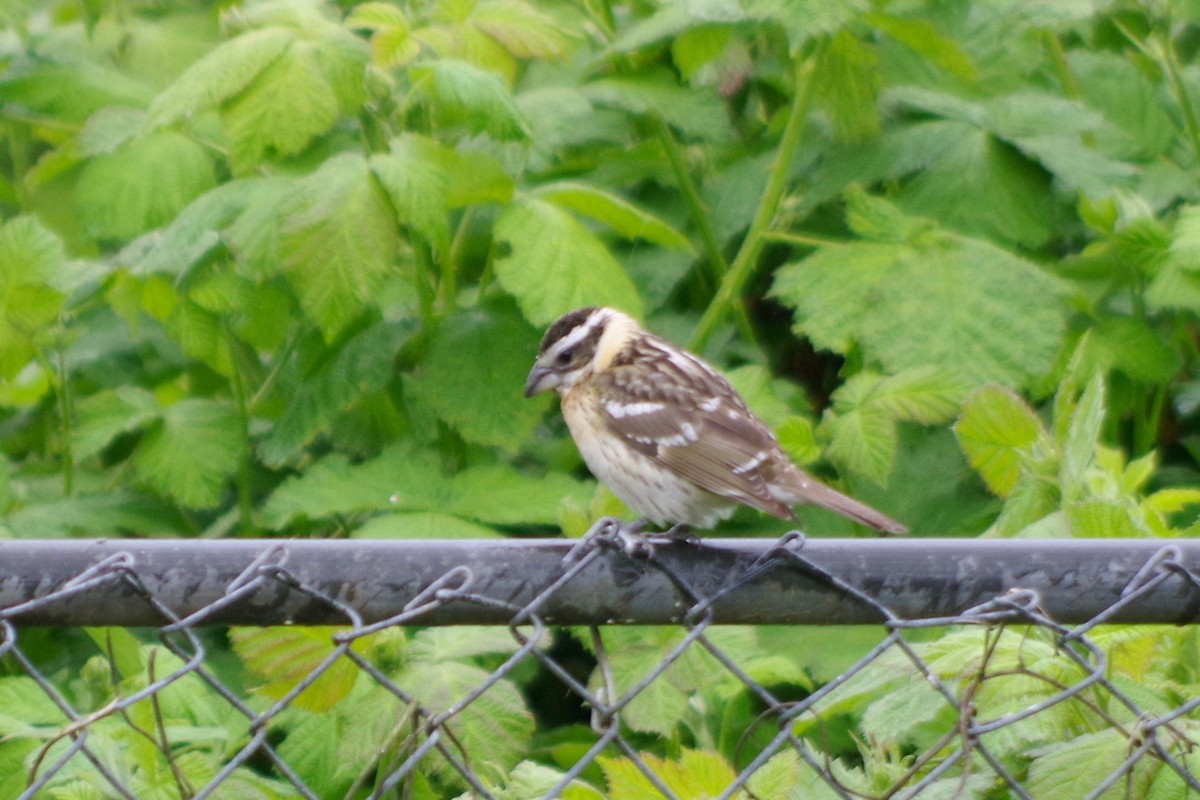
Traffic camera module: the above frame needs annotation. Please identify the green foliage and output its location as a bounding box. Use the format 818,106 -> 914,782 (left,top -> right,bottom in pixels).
7,0 -> 1200,793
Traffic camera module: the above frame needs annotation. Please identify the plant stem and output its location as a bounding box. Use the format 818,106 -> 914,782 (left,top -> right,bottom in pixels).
654,116 -> 727,289
226,328 -> 256,535
55,347 -> 74,496
654,117 -> 758,344
689,43 -> 824,352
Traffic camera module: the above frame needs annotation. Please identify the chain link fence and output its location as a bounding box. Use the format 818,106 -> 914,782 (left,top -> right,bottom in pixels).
2,523 -> 1200,798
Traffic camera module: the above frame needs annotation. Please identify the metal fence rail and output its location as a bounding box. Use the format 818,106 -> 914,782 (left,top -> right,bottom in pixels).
2,525 -> 1200,798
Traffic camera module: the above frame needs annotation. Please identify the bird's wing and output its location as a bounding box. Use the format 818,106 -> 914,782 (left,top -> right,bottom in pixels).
596,360 -> 794,519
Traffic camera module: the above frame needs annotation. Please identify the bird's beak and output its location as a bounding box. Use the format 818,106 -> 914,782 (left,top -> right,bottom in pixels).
524,365 -> 559,397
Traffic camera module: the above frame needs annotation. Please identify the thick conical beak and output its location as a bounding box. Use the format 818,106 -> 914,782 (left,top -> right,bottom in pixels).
524,365 -> 558,397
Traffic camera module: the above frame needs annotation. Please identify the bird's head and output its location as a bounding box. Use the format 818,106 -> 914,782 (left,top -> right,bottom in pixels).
524,306 -> 639,397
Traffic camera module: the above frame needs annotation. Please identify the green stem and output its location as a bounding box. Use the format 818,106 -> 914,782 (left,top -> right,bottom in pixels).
55,347 -> 74,496
225,328 -> 256,535
1043,31 -> 1096,148
654,117 -> 757,343
440,207 -> 475,312
689,43 -> 824,352
413,239 -> 436,327
760,230 -> 847,248
654,116 -> 727,288
1161,33 -> 1200,173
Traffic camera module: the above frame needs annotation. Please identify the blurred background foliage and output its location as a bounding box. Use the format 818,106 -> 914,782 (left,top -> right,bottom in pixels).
7,0 -> 1200,795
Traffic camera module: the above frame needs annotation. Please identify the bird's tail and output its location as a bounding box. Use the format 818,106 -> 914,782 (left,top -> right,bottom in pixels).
776,473 -> 908,535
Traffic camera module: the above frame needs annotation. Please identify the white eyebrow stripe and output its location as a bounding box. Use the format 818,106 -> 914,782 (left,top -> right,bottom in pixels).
605,400 -> 666,418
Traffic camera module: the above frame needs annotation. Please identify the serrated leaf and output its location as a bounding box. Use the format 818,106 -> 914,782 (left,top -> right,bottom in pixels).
278,154 -> 400,339
352,511 -> 500,539
2,490 -> 191,539
601,750 -> 736,799
771,200 -> 1068,391
533,181 -> 693,251
583,74 -> 730,142
230,627 -> 359,712
471,0 -> 569,59
395,661 -> 533,777
494,199 -> 644,326
409,59 -> 527,140
816,29 -> 880,143
146,27 -> 293,127
1027,730 -> 1130,799
1085,317 -> 1181,384
1066,498 -> 1148,538
777,415 -> 820,465
369,143 -> 451,254
954,386 -> 1048,498
742,0 -> 866,52
122,178 -> 266,277
262,444 -> 582,528
71,387 -> 158,462
442,464 -> 591,525
1062,373 -> 1105,496
407,308 -> 549,451
391,134 -> 514,208
131,399 -> 243,509
0,217 -> 67,375
866,13 -> 976,81
260,321 -> 415,466
822,404 -> 897,487
221,43 -> 340,170
75,131 -> 216,242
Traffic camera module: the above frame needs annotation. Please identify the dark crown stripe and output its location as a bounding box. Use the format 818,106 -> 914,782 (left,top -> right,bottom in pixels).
539,307 -> 601,354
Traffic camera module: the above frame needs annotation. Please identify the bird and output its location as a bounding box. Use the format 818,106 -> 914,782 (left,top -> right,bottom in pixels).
524,307 -> 907,535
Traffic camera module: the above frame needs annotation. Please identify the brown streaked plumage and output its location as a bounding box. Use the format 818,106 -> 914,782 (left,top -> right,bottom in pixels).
525,307 -> 907,534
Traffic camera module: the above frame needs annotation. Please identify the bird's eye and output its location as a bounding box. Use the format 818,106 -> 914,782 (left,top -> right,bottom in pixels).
555,348 -> 574,366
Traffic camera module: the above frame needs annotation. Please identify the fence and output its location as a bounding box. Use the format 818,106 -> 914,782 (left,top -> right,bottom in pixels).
2,523 -> 1200,798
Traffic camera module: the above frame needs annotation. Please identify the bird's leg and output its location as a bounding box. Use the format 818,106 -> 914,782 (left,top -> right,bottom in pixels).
661,523 -> 699,545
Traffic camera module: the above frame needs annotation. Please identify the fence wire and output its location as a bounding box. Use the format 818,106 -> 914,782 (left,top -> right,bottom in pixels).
2,523 -> 1200,799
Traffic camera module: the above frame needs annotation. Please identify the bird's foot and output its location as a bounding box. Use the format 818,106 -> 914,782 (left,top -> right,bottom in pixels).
562,518 -> 695,564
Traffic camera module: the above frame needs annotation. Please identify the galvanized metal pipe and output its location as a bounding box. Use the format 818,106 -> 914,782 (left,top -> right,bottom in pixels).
0,538 -> 1197,626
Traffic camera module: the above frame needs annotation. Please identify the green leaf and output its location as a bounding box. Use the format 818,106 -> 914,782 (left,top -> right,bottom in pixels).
71,387 -> 158,462
1,61 -> 154,125
821,402 -> 896,487
75,131 -> 217,242
123,178 -> 266,277
895,123 -> 1054,249
471,0 -> 569,59
260,321 -> 416,466
1,491 -> 191,539
131,399 -> 243,509
1085,317 -> 1181,384
954,386 -> 1049,498
1066,498 -> 1148,538
145,27 -> 293,127
777,415 -> 821,465
583,74 -> 730,142
1061,373 -> 1105,496
397,134 -> 514,208
815,29 -> 880,143
742,0 -> 867,52
601,750 -> 736,799
230,627 -> 359,712
866,13 -> 976,81
1069,50 -> 1175,161
369,142 -> 451,255
771,199 -> 1068,391
493,199 -> 644,326
262,444 -> 585,528
441,464 -> 591,525
0,216 -> 68,378
533,182 -> 693,252
407,308 -> 550,451
352,511 -> 500,539
1027,731 -> 1131,799
395,661 -> 533,778
409,59 -> 527,140
278,154 -> 400,339
221,42 -> 341,169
